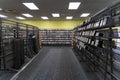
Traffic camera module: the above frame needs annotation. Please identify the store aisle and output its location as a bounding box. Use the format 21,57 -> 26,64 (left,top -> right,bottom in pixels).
11,47 -> 88,80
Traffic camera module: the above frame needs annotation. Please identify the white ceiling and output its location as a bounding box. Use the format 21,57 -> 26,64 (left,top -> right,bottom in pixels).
0,0 -> 119,20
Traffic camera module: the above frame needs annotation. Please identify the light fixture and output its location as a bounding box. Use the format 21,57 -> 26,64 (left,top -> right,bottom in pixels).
80,13 -> 90,17
16,17 -> 25,20
23,3 -> 39,10
52,13 -> 60,17
41,16 -> 48,19
0,8 -> 2,10
22,13 -> 33,17
66,16 -> 73,19
68,2 -> 81,10
0,14 -> 7,18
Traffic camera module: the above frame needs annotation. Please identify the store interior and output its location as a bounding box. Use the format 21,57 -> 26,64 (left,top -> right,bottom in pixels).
0,0 -> 120,80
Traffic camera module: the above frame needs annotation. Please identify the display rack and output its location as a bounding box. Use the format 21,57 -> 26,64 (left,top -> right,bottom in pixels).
40,30 -> 72,46
72,32 -> 75,48
0,18 -> 40,70
73,2 -> 120,80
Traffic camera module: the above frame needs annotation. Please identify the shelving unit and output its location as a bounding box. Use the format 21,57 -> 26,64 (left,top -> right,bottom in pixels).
73,2 -> 120,80
0,18 -> 40,70
40,30 -> 72,46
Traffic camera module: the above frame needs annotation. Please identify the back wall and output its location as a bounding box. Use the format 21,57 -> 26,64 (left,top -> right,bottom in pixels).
19,20 -> 83,30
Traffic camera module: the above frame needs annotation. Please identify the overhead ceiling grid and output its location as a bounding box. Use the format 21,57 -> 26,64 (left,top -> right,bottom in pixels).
0,0 -> 119,20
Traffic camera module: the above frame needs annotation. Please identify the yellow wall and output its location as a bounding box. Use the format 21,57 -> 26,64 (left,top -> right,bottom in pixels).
19,20 -> 83,30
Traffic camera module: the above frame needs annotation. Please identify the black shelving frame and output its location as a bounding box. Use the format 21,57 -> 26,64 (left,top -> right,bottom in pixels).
0,18 -> 40,70
73,2 -> 120,80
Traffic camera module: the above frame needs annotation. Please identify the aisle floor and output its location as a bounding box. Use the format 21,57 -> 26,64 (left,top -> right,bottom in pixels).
11,47 -> 100,80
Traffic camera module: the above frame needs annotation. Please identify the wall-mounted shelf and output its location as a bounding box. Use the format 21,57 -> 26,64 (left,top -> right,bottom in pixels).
73,2 -> 120,80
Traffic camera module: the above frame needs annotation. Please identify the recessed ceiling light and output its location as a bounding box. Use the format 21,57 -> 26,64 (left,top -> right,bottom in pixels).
80,13 -> 90,17
0,14 -> 7,18
23,3 -> 39,10
52,13 -> 60,17
41,16 -> 48,19
22,13 -> 33,17
66,16 -> 73,19
16,17 -> 25,20
0,8 -> 2,10
68,2 -> 81,10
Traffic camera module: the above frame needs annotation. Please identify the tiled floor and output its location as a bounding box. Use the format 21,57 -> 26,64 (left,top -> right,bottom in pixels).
0,70 -> 16,80
10,47 -> 101,80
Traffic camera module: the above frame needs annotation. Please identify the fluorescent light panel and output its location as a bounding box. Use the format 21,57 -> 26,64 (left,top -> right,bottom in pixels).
68,2 -> 81,10
41,16 -> 48,19
0,14 -> 7,18
80,13 -> 90,17
52,13 -> 60,17
23,3 -> 39,10
16,17 -> 25,20
22,13 -> 33,17
66,16 -> 73,19
0,8 -> 2,10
